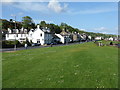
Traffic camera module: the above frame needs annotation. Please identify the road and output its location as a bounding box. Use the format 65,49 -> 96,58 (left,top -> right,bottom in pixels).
1,42 -> 85,52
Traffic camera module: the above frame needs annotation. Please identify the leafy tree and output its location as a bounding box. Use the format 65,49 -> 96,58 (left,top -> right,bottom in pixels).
22,16 -> 35,30
60,22 -> 68,31
47,24 -> 62,34
1,19 -> 9,30
39,21 -> 46,28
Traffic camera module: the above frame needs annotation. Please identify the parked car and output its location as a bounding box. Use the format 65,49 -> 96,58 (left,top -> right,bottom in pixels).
32,43 -> 40,46
53,42 -> 57,45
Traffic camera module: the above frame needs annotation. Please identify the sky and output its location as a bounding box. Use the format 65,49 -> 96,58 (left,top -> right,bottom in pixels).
1,1 -> 118,35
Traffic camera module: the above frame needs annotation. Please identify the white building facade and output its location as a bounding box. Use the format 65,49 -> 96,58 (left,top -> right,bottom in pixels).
55,30 -> 72,44
6,28 -> 28,43
95,36 -> 103,40
6,25 -> 53,45
28,25 -> 53,45
108,37 -> 114,41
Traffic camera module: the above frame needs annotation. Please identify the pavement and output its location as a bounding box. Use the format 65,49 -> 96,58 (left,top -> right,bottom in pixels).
1,42 -> 85,52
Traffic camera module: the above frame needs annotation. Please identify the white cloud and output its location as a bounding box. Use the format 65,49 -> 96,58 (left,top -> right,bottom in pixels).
1,0 -> 119,2
48,0 -> 68,13
93,27 -> 110,34
18,12 -> 24,16
2,0 -> 14,2
91,27 -> 118,34
45,20 -> 54,23
79,28 -> 86,31
68,7 -> 117,15
93,27 -> 108,32
79,9 -> 115,14
2,0 -> 46,2
12,3 -> 48,12
3,0 -> 68,13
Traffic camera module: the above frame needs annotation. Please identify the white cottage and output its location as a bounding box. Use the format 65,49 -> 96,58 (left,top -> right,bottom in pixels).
6,25 -> 53,45
88,35 -> 92,40
108,37 -> 114,41
28,25 -> 53,45
55,30 -> 71,44
6,28 -> 28,43
95,36 -> 103,40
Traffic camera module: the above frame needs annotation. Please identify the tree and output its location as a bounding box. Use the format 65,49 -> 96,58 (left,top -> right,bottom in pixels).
54,25 -> 61,34
39,21 -> 47,29
1,19 -> 9,30
47,24 -> 62,34
60,22 -> 68,31
22,16 -> 35,30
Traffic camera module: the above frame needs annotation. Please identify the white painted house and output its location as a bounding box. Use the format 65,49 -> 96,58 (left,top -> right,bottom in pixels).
108,37 -> 114,41
55,34 -> 65,43
28,25 -> 53,45
55,30 -> 72,44
5,25 -> 53,45
6,28 -> 28,43
88,35 -> 92,40
95,36 -> 103,40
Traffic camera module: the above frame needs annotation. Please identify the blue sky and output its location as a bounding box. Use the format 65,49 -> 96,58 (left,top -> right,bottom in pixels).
2,1 -> 118,34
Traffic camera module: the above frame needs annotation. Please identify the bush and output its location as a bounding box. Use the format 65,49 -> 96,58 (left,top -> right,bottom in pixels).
2,41 -> 14,48
2,40 -> 22,48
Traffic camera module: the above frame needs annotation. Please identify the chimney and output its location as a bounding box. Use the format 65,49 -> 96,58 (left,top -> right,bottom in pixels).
37,25 -> 40,29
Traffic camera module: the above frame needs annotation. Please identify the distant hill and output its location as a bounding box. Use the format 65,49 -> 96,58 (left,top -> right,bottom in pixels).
0,18 -> 117,38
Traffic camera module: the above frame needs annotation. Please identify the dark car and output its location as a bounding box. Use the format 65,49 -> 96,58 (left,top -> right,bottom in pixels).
32,43 -> 40,46
53,42 -> 57,45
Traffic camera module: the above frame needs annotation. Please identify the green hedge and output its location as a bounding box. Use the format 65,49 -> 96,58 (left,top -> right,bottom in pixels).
2,40 -> 23,48
2,40 -> 32,48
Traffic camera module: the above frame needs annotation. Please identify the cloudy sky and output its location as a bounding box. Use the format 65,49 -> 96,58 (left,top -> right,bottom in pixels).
2,0 -> 118,34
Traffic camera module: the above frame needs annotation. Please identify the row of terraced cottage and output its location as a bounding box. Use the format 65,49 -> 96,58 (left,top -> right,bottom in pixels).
6,25 -> 92,45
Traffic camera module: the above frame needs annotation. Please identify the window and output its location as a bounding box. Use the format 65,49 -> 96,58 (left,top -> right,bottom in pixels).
40,33 -> 42,37
20,38 -> 25,40
7,34 -> 9,37
16,34 -> 18,37
37,41 -> 40,43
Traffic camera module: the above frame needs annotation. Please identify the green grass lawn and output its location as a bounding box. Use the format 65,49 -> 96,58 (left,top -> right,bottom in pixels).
2,42 -> 118,88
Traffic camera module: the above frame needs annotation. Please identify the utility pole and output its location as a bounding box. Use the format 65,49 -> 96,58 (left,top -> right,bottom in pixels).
14,15 -> 17,51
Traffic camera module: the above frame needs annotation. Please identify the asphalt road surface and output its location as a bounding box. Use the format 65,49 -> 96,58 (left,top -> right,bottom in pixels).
1,42 -> 85,52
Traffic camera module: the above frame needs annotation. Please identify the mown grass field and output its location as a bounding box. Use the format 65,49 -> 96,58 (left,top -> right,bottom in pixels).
2,42 -> 118,88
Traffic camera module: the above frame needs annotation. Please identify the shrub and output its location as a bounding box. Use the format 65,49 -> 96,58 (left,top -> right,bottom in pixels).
2,40 -> 22,48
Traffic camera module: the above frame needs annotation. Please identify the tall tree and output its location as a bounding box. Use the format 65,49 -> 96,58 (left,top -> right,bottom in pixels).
60,22 -> 68,31
22,16 -> 35,30
39,21 -> 46,29
48,24 -> 62,34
